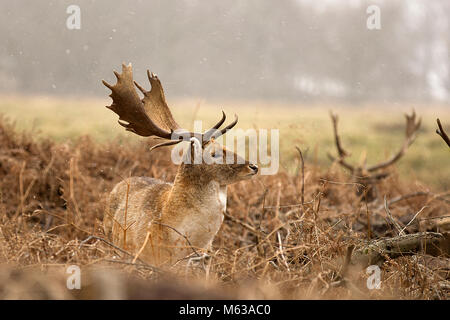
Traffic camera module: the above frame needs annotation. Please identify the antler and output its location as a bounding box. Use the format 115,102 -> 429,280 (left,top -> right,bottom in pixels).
366,111 -> 421,172
328,110 -> 421,173
328,111 -> 355,172
103,63 -> 237,149
330,111 -> 350,158
102,64 -> 176,138
436,118 -> 450,148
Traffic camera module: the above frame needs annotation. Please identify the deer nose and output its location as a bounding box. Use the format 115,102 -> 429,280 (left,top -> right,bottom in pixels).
249,164 -> 258,173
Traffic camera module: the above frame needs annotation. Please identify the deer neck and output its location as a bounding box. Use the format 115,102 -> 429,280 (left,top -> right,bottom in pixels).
158,167 -> 227,252
166,166 -> 227,215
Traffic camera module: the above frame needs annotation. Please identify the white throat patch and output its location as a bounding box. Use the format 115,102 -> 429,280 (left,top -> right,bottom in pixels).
219,187 -> 227,213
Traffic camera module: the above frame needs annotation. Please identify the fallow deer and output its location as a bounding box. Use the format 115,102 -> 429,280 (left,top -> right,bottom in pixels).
102,64 -> 258,266
328,111 -> 421,200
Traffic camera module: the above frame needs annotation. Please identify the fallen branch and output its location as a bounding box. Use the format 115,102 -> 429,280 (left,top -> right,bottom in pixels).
351,232 -> 447,267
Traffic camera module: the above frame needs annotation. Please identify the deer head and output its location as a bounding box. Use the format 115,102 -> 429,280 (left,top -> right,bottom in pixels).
102,63 -> 258,185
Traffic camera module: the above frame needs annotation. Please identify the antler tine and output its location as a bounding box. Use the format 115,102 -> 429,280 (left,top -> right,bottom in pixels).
218,114 -> 238,136
367,110 -> 421,172
203,114 -> 238,143
133,80 -> 147,95
149,140 -> 183,152
328,111 -> 355,172
405,110 -> 421,138
113,70 -> 121,80
436,118 -> 450,148
202,110 -> 227,141
330,111 -> 350,158
102,80 -> 114,90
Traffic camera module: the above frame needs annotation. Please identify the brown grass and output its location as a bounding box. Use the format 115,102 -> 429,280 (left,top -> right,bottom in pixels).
0,115 -> 448,300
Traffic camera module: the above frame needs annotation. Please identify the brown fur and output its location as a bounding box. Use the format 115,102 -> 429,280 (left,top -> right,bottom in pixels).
104,140 -> 257,266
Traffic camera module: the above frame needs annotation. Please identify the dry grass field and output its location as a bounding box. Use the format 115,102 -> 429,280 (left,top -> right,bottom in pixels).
0,95 -> 449,299
1,95 -> 449,189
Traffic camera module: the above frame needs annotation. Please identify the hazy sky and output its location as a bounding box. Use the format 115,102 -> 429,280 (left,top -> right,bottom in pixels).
0,0 -> 448,103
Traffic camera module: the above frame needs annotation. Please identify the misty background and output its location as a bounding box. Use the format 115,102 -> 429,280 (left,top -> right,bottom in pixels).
0,0 -> 449,104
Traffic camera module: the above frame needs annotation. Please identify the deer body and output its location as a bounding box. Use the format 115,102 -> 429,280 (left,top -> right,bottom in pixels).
105,176 -> 226,265
102,64 -> 257,266
106,158 -> 252,265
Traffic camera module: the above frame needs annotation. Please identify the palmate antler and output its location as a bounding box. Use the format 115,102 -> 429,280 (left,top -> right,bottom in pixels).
436,119 -> 450,148
102,63 -> 237,150
328,110 -> 421,175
